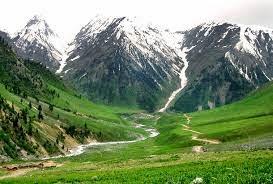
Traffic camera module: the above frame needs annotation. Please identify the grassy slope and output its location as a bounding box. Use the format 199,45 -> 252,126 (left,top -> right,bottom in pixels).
23,58 -> 139,122
0,39 -> 148,159
140,81 -> 273,155
0,82 -> 145,142
188,81 -> 273,150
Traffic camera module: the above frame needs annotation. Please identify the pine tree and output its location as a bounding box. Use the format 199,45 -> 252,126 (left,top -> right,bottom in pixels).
29,101 -> 32,109
38,110 -> 43,120
27,122 -> 33,136
21,108 -> 28,123
13,115 -> 19,128
49,104 -> 54,112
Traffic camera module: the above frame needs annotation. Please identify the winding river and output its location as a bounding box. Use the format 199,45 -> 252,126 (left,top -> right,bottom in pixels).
43,124 -> 159,160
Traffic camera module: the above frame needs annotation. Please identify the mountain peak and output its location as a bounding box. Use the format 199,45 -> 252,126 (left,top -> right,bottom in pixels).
22,15 -> 56,38
28,15 -> 47,24
68,15 -> 182,63
80,15 -> 158,36
12,15 -> 66,71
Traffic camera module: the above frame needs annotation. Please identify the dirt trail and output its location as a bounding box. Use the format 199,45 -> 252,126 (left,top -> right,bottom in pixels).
182,114 -> 220,152
183,114 -> 191,124
192,135 -> 220,144
182,124 -> 202,134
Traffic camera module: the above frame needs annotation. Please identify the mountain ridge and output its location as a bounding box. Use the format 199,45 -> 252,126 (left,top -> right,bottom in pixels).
2,15 -> 273,112
60,15 -> 186,111
60,17 -> 273,112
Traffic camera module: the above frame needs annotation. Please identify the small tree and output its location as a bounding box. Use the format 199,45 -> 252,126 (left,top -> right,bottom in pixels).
13,116 -> 19,128
84,123 -> 90,137
38,111 -> 43,120
21,108 -> 28,123
38,105 -> 42,111
27,122 -> 33,136
11,103 -> 15,112
37,104 -> 43,121
49,104 -> 54,112
23,92 -> 28,99
28,101 -> 32,109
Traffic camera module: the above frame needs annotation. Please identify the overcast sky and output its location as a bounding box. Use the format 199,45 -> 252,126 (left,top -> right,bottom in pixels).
0,0 -> 273,41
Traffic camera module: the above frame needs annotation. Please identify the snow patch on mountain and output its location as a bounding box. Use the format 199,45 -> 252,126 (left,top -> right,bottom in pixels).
70,55 -> 80,61
65,15 -> 186,83
68,15 -> 185,61
225,51 -> 252,82
235,26 -> 263,60
79,73 -> 87,80
262,71 -> 272,81
158,45 -> 190,112
56,52 -> 69,73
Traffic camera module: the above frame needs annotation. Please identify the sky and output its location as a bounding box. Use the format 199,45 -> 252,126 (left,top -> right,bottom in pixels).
0,0 -> 273,41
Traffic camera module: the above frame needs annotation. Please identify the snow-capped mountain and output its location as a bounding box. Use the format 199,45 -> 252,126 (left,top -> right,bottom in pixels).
3,15 -> 273,112
12,15 -> 65,71
172,22 -> 273,112
61,15 -> 186,111
62,18 -> 273,112
65,16 -> 184,63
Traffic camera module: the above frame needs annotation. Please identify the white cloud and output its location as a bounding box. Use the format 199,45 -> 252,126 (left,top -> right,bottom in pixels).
0,0 -> 272,41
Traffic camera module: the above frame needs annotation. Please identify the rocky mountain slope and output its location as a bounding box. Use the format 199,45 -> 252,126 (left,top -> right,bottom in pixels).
61,17 -> 273,112
173,22 -> 273,112
3,15 -> 273,112
61,16 -> 185,111
1,16 -> 66,72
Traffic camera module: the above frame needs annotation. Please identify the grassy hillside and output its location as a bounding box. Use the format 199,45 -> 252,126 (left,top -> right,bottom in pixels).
151,81 -> 273,154
0,37 -> 144,160
185,81 -> 273,151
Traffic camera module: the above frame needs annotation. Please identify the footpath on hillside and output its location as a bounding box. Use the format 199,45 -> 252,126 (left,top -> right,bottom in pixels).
182,114 -> 220,152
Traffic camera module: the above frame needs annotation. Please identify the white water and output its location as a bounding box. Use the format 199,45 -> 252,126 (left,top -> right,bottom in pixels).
158,47 -> 190,112
42,124 -> 159,160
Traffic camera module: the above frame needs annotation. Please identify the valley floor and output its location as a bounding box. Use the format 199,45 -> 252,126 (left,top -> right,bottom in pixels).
0,111 -> 273,183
